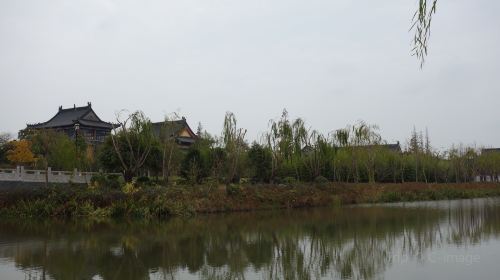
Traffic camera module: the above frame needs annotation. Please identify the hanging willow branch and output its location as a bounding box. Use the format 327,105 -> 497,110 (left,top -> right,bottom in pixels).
410,0 -> 438,67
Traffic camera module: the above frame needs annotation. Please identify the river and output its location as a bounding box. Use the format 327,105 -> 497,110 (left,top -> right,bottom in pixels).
0,197 -> 499,279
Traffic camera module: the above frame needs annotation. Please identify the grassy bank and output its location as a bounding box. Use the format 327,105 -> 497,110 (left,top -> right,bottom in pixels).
1,182 -> 500,218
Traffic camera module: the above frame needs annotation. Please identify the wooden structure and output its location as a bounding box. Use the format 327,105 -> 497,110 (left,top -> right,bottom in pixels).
151,117 -> 197,148
21,102 -> 116,145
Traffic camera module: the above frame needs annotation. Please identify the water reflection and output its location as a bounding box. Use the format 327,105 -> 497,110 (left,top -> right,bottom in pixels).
0,198 -> 499,280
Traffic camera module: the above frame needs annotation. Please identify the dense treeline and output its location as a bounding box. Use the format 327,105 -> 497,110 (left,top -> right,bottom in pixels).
1,110 -> 499,185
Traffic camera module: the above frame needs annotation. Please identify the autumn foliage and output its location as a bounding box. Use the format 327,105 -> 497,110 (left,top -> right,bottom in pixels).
6,140 -> 36,166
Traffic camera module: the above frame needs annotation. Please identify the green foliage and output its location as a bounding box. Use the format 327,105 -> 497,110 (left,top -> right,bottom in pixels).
30,130 -> 85,170
46,134 -> 79,170
97,136 -> 122,172
207,147 -> 226,182
122,182 -> 137,194
247,143 -> 272,183
2,182 -> 500,219
106,174 -> 124,189
314,176 -> 329,185
282,176 -> 298,185
226,183 -> 242,196
222,112 -> 247,184
180,148 -> 208,184
90,174 -> 107,188
0,133 -> 12,166
17,109 -> 499,186
136,176 -> 153,188
411,0 -> 438,67
90,173 -> 124,189
90,174 -> 125,190
143,143 -> 162,177
108,111 -> 155,182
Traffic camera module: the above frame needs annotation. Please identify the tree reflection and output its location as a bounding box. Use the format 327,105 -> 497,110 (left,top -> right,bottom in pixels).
1,198 -> 500,280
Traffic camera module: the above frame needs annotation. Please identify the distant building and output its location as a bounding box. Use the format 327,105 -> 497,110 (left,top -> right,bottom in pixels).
481,148 -> 500,154
350,142 -> 402,153
151,117 -> 197,149
302,142 -> 402,154
20,102 -> 116,145
378,142 -> 402,153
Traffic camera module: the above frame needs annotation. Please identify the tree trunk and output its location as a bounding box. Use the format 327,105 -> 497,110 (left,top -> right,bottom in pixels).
123,170 -> 134,182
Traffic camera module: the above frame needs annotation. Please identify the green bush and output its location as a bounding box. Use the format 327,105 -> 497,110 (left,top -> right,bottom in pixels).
314,176 -> 329,185
226,184 -> 242,196
136,176 -> 152,187
247,143 -> 272,182
106,174 -> 123,189
90,173 -> 123,189
90,174 -> 107,188
282,176 -> 298,185
180,148 -> 208,184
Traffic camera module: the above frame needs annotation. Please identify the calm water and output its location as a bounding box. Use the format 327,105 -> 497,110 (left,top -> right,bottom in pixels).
1,198 -> 500,280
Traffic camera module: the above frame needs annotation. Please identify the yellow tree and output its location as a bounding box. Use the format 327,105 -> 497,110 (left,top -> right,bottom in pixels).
7,139 -> 36,166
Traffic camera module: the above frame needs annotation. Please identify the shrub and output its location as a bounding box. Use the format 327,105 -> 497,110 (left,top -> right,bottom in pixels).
90,173 -> 123,189
180,148 -> 208,184
122,182 -> 137,194
314,176 -> 329,185
282,176 -> 298,185
226,184 -> 242,196
136,176 -> 152,187
90,174 -> 107,188
247,143 -> 272,182
106,174 -> 124,189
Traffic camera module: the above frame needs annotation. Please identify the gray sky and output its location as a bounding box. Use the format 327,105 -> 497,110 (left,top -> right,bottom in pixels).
0,0 -> 499,150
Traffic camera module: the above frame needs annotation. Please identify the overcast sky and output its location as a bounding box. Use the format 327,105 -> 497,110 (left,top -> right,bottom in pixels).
0,0 -> 498,150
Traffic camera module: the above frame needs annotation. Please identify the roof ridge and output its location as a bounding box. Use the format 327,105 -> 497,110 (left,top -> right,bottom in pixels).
151,119 -> 185,124
59,105 -> 90,112
78,119 -> 114,125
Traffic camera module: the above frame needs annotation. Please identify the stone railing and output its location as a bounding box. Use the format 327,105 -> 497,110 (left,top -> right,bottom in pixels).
0,166 -> 121,184
475,175 -> 500,182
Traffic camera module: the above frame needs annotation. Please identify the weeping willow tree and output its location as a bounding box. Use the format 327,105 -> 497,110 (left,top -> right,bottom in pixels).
411,0 -> 438,67
266,110 -> 311,181
222,112 -> 247,184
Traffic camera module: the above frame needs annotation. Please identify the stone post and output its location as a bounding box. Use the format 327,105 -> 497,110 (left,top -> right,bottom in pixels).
20,166 -> 25,181
47,167 -> 52,182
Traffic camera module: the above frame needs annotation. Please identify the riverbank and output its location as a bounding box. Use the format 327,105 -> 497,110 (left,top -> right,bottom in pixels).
1,182 -> 500,218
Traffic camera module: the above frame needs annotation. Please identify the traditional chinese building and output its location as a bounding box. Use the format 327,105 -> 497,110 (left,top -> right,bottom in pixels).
151,117 -> 197,148
21,102 -> 116,145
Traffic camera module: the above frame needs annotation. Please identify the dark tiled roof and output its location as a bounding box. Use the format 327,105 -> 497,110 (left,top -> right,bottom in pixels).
382,143 -> 402,152
27,103 -> 115,129
151,118 -> 196,139
77,119 -> 115,129
348,142 -> 402,152
482,148 -> 500,154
